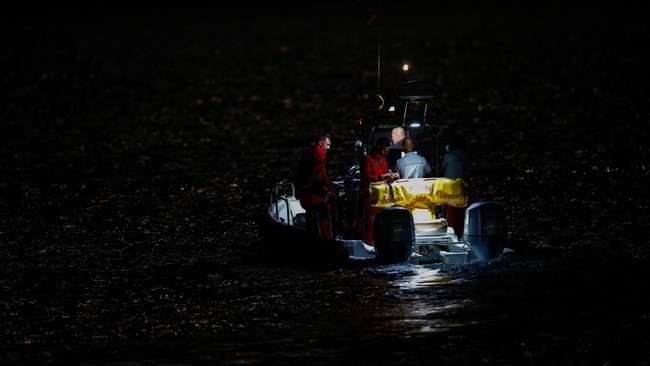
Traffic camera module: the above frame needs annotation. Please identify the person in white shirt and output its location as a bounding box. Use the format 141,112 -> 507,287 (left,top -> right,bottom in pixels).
395,138 -> 432,179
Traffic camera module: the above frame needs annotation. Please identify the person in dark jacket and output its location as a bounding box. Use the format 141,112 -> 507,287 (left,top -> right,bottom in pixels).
442,133 -> 470,239
386,126 -> 406,171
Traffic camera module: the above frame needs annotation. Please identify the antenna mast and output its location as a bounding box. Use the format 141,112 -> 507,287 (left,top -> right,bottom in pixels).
376,0 -> 381,96
369,0 -> 383,109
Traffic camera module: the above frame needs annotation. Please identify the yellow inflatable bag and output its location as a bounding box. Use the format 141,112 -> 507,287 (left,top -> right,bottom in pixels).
431,178 -> 468,207
369,182 -> 394,208
389,180 -> 410,207
391,178 -> 436,209
410,207 -> 438,224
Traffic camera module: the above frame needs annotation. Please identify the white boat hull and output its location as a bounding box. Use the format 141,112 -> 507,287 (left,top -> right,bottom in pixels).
264,182 -> 474,266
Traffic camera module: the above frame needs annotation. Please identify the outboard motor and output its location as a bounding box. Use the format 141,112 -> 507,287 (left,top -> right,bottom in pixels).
464,201 -> 507,261
373,206 -> 415,264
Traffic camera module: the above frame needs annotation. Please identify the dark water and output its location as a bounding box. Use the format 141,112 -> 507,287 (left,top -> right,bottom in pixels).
2,3 -> 650,365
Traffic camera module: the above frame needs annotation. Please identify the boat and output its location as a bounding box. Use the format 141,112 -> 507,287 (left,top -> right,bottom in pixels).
262,80 -> 510,267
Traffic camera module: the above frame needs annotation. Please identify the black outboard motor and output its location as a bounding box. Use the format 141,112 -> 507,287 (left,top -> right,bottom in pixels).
464,201 -> 507,261
373,206 -> 415,264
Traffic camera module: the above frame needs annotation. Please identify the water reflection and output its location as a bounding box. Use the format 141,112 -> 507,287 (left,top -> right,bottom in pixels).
361,264 -> 476,335
395,265 -> 454,290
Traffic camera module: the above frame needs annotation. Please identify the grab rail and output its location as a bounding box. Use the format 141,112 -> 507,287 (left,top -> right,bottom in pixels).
270,182 -> 296,224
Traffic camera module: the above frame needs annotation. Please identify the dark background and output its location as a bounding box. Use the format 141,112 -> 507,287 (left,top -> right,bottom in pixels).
2,2 -> 650,365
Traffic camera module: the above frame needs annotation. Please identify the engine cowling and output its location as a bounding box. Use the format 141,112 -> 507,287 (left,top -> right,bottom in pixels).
464,201 -> 507,261
373,206 -> 415,264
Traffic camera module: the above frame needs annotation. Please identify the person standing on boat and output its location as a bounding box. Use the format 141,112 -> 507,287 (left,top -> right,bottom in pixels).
395,137 -> 432,179
297,132 -> 337,239
442,133 -> 470,239
361,137 -> 399,246
386,126 -> 406,171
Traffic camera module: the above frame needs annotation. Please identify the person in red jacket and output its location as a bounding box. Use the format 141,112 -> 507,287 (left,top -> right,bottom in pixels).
297,133 -> 337,239
360,137 -> 399,245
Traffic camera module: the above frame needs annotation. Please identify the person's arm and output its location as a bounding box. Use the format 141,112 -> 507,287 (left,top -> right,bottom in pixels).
379,160 -> 397,181
364,155 -> 395,182
441,154 -> 449,175
315,149 -> 336,196
361,156 -> 373,185
322,166 -> 335,194
424,160 -> 432,177
395,160 -> 404,179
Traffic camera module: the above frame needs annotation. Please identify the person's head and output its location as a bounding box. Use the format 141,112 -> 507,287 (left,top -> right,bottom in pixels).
391,127 -> 406,144
448,133 -> 465,151
316,132 -> 332,151
403,137 -> 415,153
374,137 -> 391,156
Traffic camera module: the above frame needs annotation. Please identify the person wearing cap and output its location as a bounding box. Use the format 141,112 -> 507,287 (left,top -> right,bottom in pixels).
360,137 -> 399,246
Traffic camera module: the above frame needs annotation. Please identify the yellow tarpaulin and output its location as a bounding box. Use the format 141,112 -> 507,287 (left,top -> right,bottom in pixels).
429,178 -> 468,208
370,177 -> 468,209
392,178 -> 436,209
369,181 -> 394,208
